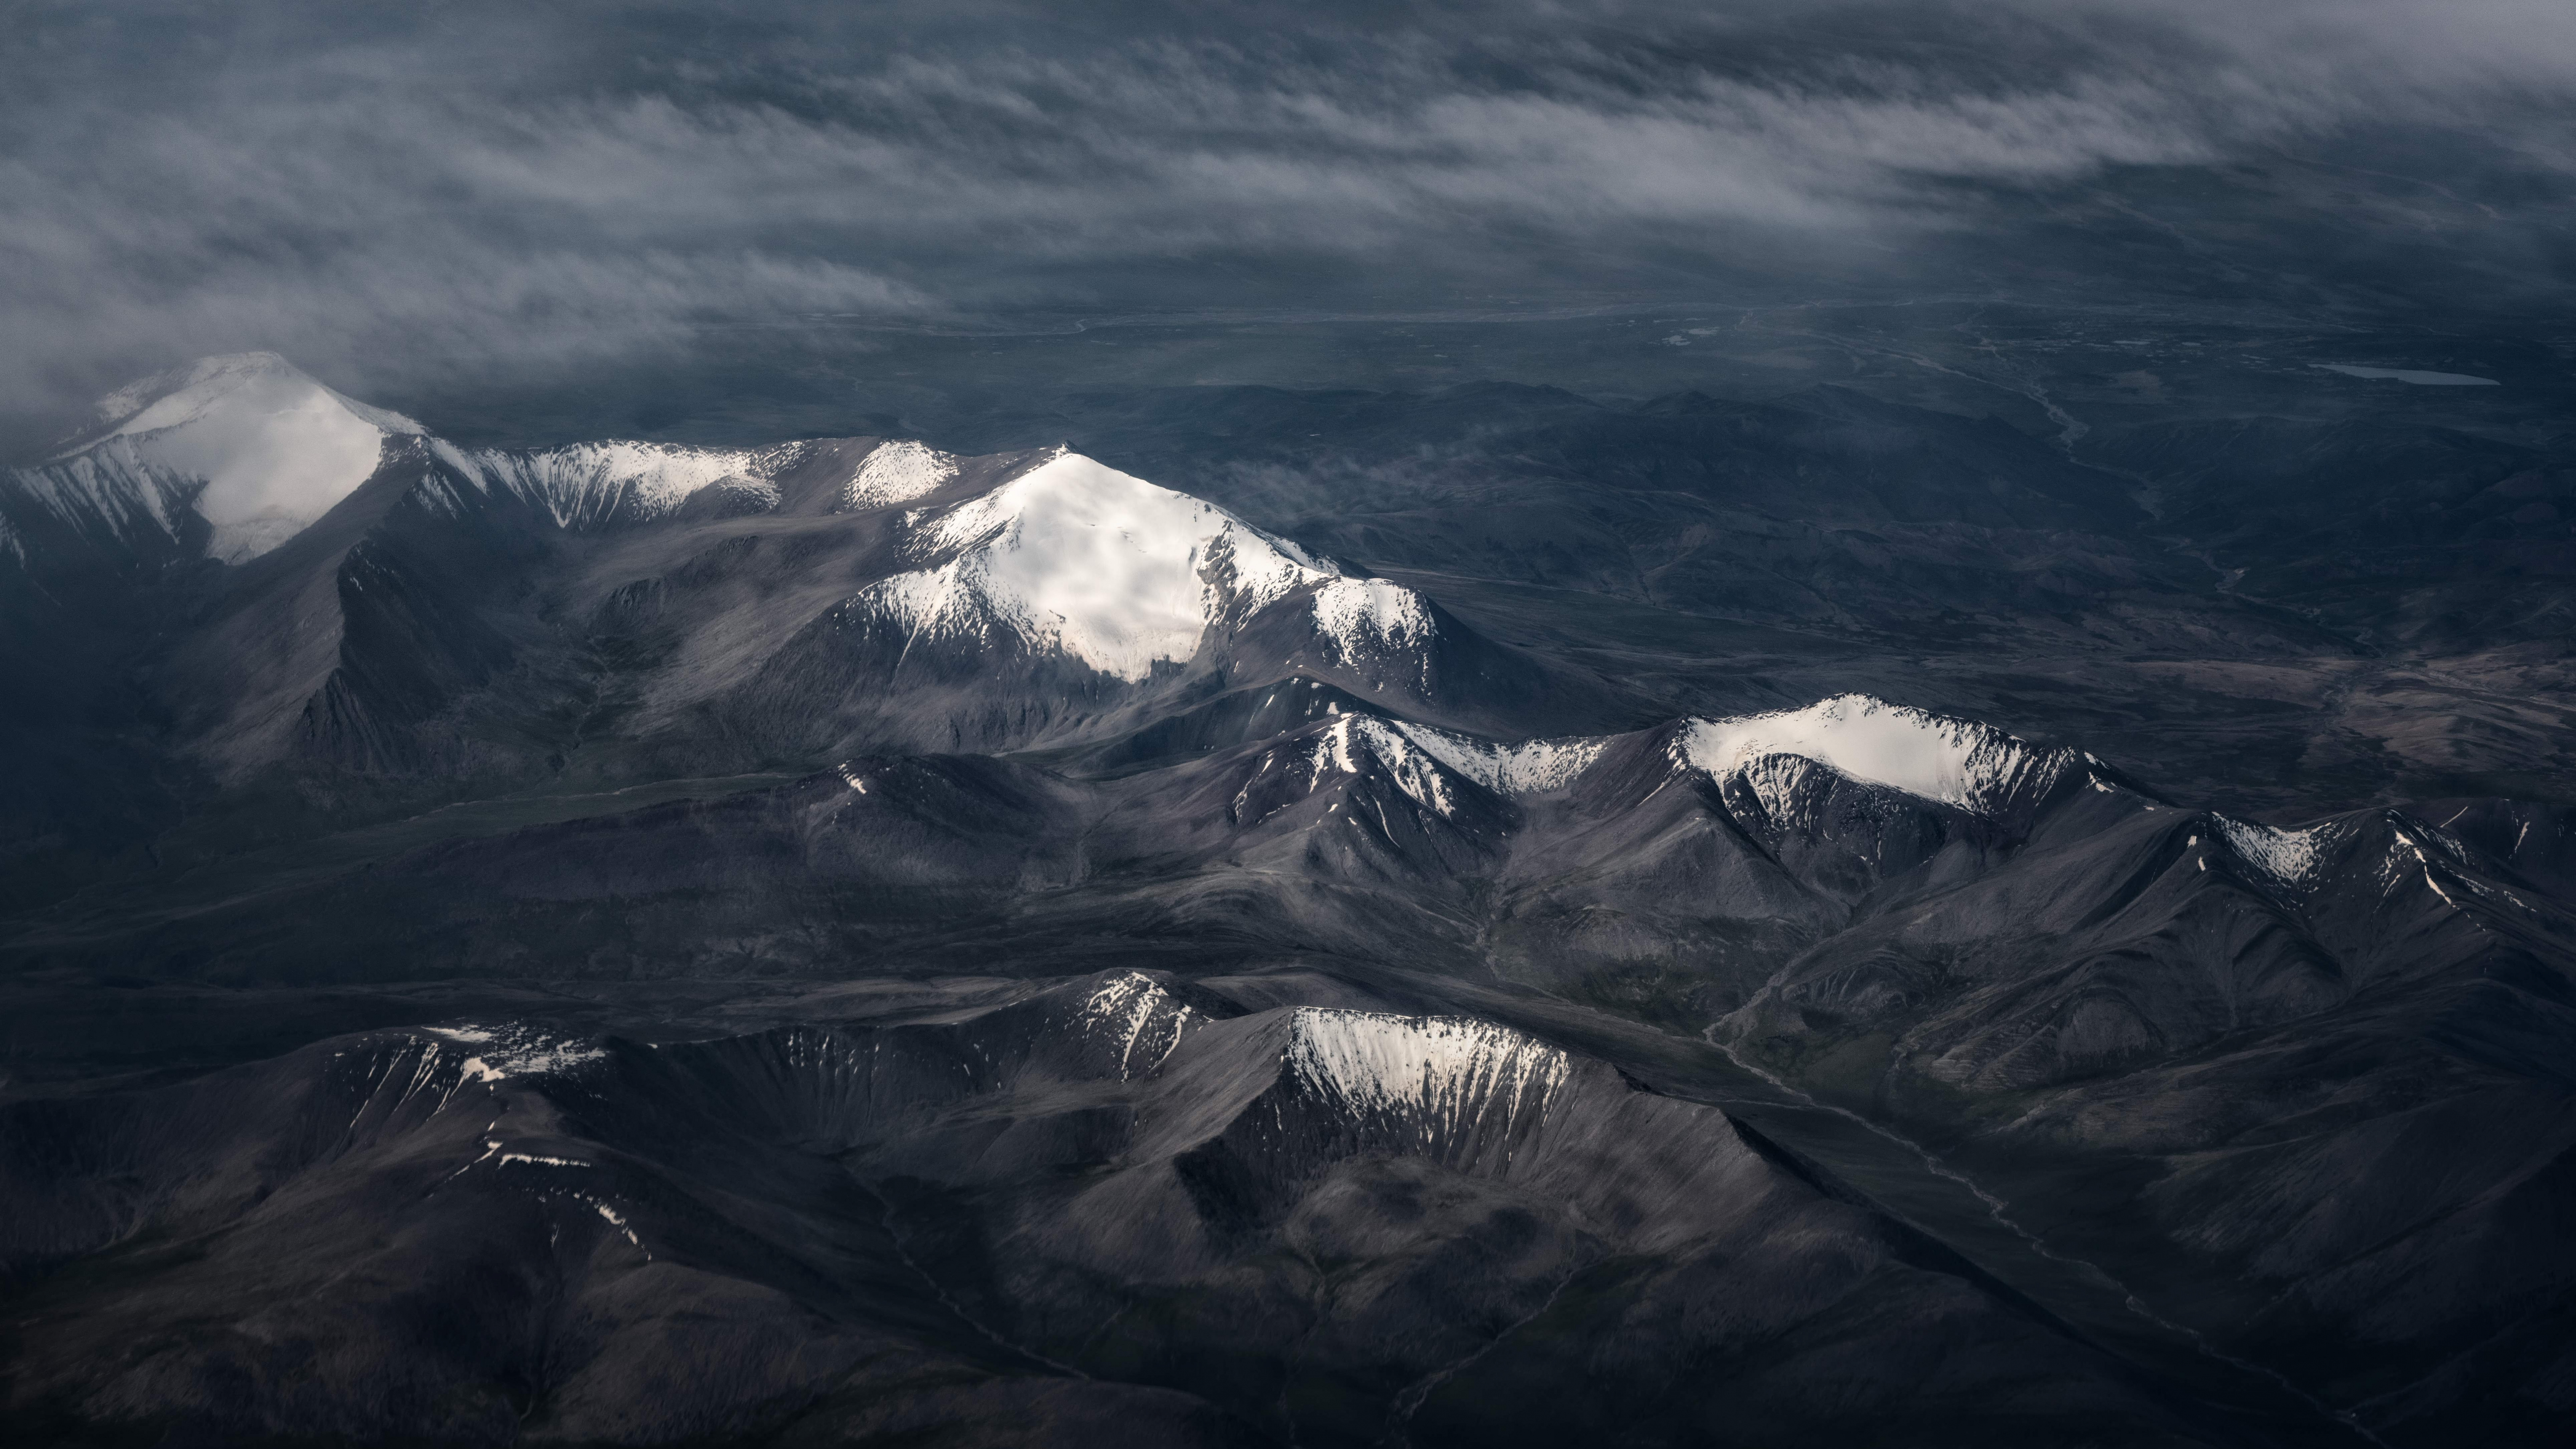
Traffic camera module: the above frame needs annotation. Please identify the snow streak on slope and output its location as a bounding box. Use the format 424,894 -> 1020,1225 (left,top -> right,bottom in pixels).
2215,816 -> 2338,892
437,440 -> 772,529
1391,720 -> 1608,796
1674,695 -> 2078,814
843,439 -> 958,510
5,452 -> 183,554
1287,1008 -> 1570,1133
1073,972 -> 1195,1080
37,353 -> 425,564
1306,716 -> 1471,817
852,451 -> 1366,683
1311,578 -> 1434,673
1728,753 -> 1843,832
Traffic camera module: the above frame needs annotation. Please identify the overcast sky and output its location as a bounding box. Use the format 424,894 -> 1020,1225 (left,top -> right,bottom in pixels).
4,0 -> 2570,432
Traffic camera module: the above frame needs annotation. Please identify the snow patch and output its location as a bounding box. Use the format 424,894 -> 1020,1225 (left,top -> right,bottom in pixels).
422,1023 -> 607,1080
1392,720 -> 1607,796
1286,1008 -> 1570,1130
2082,753 -> 2133,795
1673,695 -> 2075,815
844,439 -> 958,510
1074,971 -> 1194,1078
2215,817 -> 2336,890
1730,752 -> 1834,830
1293,716 -> 1463,818
583,1197 -> 649,1255
1311,578 -> 1436,672
1287,715 -> 1596,819
1346,717 -> 1459,817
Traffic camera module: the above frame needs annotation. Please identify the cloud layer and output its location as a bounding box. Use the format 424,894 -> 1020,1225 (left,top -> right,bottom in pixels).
4,0 -> 2571,432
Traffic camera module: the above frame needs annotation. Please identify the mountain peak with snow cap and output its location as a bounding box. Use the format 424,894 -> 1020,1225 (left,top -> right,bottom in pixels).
853,450 -> 1428,684
1673,694 -> 2083,816
55,352 -> 426,564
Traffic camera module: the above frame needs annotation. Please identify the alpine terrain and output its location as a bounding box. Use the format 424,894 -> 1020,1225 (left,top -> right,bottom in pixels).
3,352 -> 2573,1449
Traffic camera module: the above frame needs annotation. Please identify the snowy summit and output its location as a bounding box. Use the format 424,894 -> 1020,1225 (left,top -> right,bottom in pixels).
56,353 -> 425,564
854,450 -> 1440,683
1672,695 -> 2081,815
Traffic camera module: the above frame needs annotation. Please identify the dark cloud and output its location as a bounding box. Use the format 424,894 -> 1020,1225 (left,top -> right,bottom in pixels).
4,0 -> 2570,436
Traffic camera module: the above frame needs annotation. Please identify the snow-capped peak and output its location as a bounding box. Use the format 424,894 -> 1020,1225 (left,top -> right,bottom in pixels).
56,353 -> 426,564
854,451 -> 1359,683
1672,695 -> 2079,814
833,452 -> 1464,685
78,352 -> 423,443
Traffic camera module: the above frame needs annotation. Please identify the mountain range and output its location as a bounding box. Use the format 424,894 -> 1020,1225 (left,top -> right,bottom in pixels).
2,353 -> 2572,1448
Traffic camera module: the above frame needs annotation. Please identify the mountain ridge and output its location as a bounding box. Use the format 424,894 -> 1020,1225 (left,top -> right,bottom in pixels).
3,356 -> 2571,1447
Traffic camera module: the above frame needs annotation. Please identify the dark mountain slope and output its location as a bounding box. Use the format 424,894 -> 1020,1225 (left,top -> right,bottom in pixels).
0,972 -> 2257,1448
1718,796 -> 2576,1447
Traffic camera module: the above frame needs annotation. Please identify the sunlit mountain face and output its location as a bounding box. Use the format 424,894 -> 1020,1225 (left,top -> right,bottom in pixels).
4,5 -> 2575,1448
